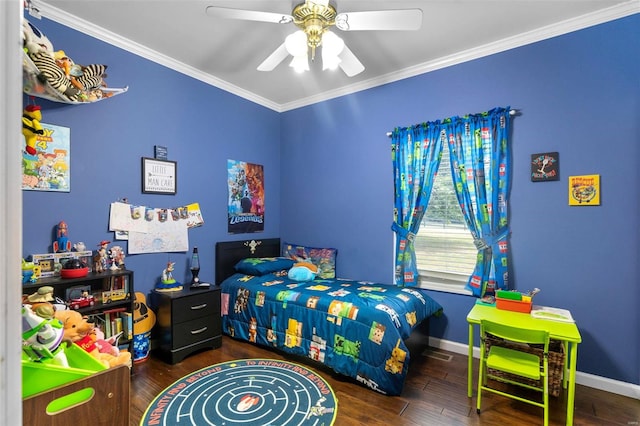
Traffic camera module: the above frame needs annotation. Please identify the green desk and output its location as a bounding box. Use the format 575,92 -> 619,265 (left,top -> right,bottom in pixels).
467,303 -> 582,425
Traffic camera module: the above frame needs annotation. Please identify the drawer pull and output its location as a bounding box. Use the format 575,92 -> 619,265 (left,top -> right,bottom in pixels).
190,303 -> 207,310
191,326 -> 208,335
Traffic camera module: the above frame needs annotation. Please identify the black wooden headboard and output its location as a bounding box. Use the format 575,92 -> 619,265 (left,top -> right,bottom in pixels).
215,238 -> 281,285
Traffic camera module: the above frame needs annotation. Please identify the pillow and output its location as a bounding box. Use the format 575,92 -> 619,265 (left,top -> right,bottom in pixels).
234,257 -> 294,276
282,242 -> 337,279
288,262 -> 318,282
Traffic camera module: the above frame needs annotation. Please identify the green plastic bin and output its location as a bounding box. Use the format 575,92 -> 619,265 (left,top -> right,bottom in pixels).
22,343 -> 107,398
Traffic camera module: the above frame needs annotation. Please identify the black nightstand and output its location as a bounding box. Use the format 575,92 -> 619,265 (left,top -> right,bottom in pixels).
150,286 -> 221,364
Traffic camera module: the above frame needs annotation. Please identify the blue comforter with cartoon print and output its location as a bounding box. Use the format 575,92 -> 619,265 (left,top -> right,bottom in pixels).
220,272 -> 443,396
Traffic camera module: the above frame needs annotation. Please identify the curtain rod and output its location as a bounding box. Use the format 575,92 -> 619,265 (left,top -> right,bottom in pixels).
386,108 -> 518,137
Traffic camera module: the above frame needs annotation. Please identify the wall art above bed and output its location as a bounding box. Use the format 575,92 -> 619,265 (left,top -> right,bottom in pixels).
227,160 -> 265,234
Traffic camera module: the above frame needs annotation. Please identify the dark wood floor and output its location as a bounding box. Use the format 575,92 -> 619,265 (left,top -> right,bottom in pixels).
130,334 -> 639,426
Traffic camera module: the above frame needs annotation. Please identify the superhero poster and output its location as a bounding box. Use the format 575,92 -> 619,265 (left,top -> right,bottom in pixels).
22,122 -> 71,192
227,160 -> 264,233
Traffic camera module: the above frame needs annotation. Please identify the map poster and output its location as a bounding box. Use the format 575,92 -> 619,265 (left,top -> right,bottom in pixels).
22,122 -> 70,192
569,174 -> 600,206
227,159 -> 264,234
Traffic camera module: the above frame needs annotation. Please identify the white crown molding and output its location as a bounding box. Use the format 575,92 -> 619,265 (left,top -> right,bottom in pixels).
30,2 -> 282,112
32,1 -> 640,113
429,337 -> 640,400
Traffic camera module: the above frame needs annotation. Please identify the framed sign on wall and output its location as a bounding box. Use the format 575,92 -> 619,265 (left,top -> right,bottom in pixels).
531,152 -> 559,182
142,157 -> 177,194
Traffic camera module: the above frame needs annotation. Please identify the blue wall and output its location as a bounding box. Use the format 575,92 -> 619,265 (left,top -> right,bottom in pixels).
22,15 -> 639,385
22,18 -> 282,291
280,15 -> 640,385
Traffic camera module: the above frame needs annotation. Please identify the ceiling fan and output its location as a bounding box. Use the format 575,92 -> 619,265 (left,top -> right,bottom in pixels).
205,0 -> 422,77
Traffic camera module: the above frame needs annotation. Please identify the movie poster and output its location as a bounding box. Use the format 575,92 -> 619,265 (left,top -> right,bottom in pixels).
22,123 -> 70,192
227,159 -> 264,233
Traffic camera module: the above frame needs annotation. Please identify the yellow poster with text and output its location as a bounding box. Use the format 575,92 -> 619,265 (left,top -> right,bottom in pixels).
569,174 -> 600,206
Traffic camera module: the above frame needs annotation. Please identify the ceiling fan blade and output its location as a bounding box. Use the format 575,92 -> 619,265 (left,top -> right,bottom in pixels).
335,9 -> 422,31
338,44 -> 365,77
205,6 -> 293,24
307,0 -> 330,7
257,42 -> 289,72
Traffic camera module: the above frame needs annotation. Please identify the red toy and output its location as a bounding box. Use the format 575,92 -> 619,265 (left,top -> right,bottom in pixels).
68,292 -> 95,310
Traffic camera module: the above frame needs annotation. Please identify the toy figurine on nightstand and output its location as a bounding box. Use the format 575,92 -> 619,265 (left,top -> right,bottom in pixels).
156,261 -> 183,292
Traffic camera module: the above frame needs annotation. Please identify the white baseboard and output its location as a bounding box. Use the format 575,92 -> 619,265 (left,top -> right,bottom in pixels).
428,337 -> 640,400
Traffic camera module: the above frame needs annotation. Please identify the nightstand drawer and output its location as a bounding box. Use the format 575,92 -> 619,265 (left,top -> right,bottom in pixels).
172,316 -> 217,348
172,292 -> 220,324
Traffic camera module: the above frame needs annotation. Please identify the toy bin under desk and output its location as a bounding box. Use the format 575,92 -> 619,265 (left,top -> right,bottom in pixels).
495,297 -> 532,313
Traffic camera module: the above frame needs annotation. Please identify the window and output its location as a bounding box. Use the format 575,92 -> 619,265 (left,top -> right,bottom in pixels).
415,142 -> 476,294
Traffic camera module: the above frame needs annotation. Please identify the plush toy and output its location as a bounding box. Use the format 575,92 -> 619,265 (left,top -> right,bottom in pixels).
22,304 -> 68,367
22,104 -> 44,156
22,19 -> 53,56
75,64 -> 108,92
23,19 -> 80,101
54,309 -> 132,369
23,19 -> 110,102
288,262 -> 318,282
93,328 -> 123,358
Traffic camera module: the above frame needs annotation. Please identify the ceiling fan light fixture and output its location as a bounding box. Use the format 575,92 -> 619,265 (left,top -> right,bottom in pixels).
289,54 -> 310,73
285,30 -> 308,57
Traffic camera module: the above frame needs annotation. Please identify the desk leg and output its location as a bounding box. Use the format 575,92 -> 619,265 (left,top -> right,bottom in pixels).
563,341 -> 568,389
566,342 -> 578,426
468,323 -> 474,398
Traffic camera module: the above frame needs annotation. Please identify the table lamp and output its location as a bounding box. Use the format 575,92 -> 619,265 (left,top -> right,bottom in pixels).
189,247 -> 210,289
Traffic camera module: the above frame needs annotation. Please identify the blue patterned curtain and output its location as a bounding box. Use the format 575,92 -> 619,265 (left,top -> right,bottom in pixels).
446,107 -> 512,296
391,107 -> 512,294
391,124 -> 444,287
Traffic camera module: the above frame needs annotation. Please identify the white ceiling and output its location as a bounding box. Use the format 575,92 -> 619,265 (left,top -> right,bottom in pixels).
31,1 -> 638,111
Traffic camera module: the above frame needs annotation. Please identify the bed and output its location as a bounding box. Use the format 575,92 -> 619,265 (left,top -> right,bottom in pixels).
215,238 -> 443,396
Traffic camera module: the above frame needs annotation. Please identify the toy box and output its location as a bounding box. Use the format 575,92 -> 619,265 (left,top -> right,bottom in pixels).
22,342 -> 107,398
23,364 -> 129,425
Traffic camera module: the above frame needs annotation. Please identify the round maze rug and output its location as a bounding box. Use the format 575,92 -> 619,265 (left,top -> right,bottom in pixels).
140,358 -> 337,425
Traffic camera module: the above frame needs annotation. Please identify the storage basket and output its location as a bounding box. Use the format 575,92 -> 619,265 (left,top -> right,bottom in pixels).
22,343 -> 107,398
484,334 -> 565,397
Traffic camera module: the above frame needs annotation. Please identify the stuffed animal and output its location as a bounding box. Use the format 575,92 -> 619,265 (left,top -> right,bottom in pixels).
288,262 -> 318,282
22,104 -> 44,156
93,328 -> 123,358
23,19 -> 109,102
22,19 -> 53,56
54,309 -> 132,369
